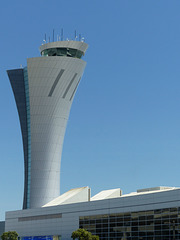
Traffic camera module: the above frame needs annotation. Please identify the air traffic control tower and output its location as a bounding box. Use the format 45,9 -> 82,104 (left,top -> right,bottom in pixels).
7,40 -> 88,209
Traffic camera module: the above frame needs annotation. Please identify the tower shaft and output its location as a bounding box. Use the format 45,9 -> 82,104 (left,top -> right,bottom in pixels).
7,41 -> 88,209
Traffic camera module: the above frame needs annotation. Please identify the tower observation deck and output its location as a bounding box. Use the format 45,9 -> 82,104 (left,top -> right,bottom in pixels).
7,40 -> 88,209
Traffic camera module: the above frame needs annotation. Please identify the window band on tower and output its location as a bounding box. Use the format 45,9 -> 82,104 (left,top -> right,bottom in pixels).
69,77 -> 81,101
62,73 -> 77,99
23,67 -> 31,209
48,69 -> 65,97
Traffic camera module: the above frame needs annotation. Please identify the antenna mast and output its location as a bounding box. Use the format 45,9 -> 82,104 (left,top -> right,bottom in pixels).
53,29 -> 54,42
61,28 -> 63,41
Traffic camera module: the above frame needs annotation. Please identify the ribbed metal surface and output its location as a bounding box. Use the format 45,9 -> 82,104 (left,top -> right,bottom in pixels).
27,56 -> 86,208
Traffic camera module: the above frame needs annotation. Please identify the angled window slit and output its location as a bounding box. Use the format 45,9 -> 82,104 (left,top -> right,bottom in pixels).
69,77 -> 81,101
62,73 -> 77,99
48,69 -> 65,97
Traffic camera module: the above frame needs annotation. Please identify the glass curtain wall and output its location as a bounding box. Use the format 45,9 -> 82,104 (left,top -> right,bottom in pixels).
79,207 -> 180,240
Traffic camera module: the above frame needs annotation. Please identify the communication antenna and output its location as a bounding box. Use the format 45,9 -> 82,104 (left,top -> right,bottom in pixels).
75,30 -> 77,40
81,37 -> 85,42
48,36 -> 50,43
61,28 -> 63,41
45,33 -> 46,42
79,34 -> 81,41
53,29 -> 54,42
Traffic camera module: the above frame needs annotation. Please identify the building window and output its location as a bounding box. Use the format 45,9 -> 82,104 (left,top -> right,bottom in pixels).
41,48 -> 83,59
79,207 -> 180,240
18,213 -> 62,222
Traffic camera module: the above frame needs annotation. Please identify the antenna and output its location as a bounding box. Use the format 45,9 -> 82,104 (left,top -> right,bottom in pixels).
75,30 -> 77,40
79,34 -> 81,41
61,28 -> 63,41
49,36 -> 50,43
53,29 -> 54,42
42,33 -> 46,45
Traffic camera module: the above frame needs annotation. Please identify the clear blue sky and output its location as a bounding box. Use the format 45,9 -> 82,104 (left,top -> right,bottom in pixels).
1,0 -> 180,221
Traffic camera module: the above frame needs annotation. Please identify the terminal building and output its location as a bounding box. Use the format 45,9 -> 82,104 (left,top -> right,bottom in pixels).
3,40 -> 180,240
4,186 -> 180,240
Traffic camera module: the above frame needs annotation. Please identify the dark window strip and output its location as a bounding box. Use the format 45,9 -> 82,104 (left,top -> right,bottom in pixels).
69,77 -> 81,101
62,73 -> 77,99
18,213 -> 62,222
48,69 -> 65,97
